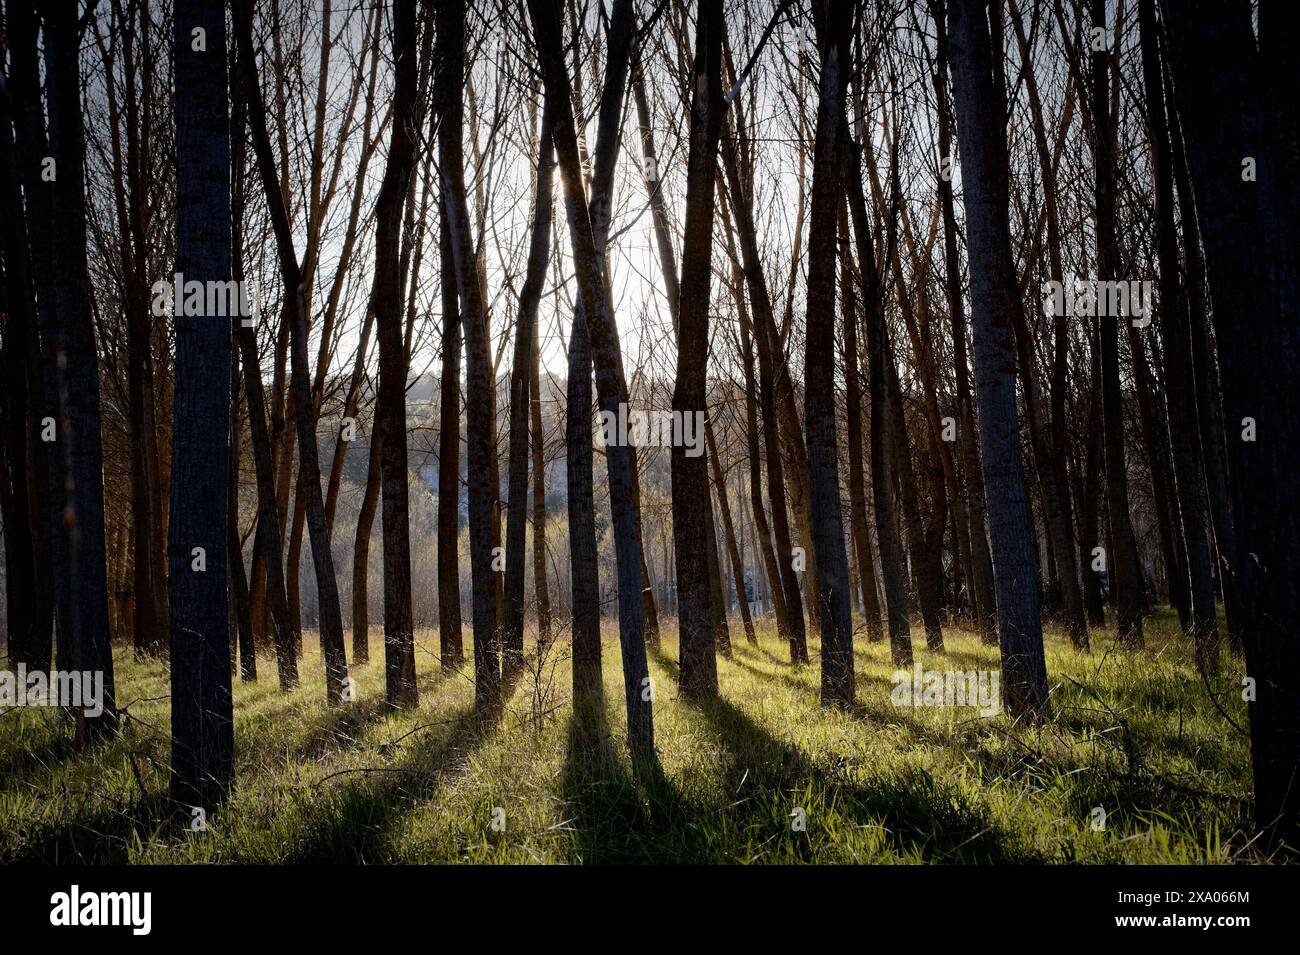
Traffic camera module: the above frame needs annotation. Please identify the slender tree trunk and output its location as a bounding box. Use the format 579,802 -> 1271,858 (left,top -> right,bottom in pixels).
804,0 -> 856,705
530,0 -> 653,757
708,423 -> 756,645
0,69 -> 48,672
230,360 -> 256,682
841,220 -> 883,641
235,0 -> 348,705
947,0 -> 1049,719
1136,0 -> 1218,671
843,127 -> 912,668
529,329 -> 551,646
1167,96 -> 1242,653
439,0 -> 501,719
371,0 -> 419,707
504,96 -> 556,679
44,1 -> 119,742
170,0 -> 233,805
436,201 -> 464,671
1088,0 -> 1144,647
672,0 -> 724,698
719,129 -> 807,659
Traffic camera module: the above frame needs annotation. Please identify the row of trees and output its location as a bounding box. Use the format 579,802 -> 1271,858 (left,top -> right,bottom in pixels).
0,0 -> 1294,848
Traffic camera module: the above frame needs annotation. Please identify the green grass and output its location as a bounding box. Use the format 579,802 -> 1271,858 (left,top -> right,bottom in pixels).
0,609 -> 1263,863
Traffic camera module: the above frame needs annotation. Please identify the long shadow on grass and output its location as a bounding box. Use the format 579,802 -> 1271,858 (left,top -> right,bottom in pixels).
276,704 -> 493,863
688,691 -> 1033,862
560,699 -> 712,863
649,641 -> 1026,860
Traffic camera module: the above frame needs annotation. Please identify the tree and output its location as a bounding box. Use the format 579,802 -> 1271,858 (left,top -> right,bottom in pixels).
1137,0 -> 1217,672
1088,0 -> 1144,647
438,0 -> 502,720
169,0 -> 233,806
372,0 -> 420,708
805,0 -> 855,706
503,94 -> 555,680
1160,0 -> 1300,853
234,0 -> 348,706
672,0 -> 724,698
946,0 -> 1048,719
44,0 -> 120,741
529,0 -> 654,758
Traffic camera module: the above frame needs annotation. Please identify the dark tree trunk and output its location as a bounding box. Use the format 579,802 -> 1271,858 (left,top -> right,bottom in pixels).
235,0 -> 348,705
0,66 -> 49,672
43,1 -> 119,742
529,329 -> 551,647
1137,0 -> 1218,671
805,0 -> 856,706
170,0 -> 233,805
1167,97 -> 1242,653
503,97 -> 556,679
231,67 -> 298,690
946,0 -> 1049,719
719,126 -> 807,658
672,0 -> 724,698
1088,0 -> 1144,647
351,418 -> 381,664
372,0 -> 419,708
1161,0 -> 1300,852
707,423 -> 756,646
439,0 -> 501,720
842,126 -> 913,668
931,0 -> 997,643
437,201 -> 464,672
840,208 -> 882,640
529,0 -> 654,758
229,360 -> 256,682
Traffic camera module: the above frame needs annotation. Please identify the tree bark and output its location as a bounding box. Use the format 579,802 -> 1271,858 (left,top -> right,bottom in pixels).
170,0 -> 234,805
1161,0 -> 1300,852
947,0 -> 1049,719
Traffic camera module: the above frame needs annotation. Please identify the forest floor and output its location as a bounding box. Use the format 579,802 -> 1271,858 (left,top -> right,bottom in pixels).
0,609 -> 1263,863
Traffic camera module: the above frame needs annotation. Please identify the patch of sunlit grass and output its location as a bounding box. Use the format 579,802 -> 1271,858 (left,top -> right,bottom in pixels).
0,607 -> 1258,863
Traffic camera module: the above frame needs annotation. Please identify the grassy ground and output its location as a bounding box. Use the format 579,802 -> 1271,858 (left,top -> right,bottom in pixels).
0,609 -> 1261,863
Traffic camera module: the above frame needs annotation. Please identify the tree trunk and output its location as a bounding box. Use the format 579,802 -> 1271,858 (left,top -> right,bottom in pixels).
43,1 -> 119,742
803,1 -> 856,705
439,0 -> 501,720
946,0 -> 1049,719
529,328 -> 551,647
436,202 -> 464,672
1161,0 -> 1300,852
529,0 -> 654,757
235,0 -> 348,705
371,0 -> 419,707
170,0 -> 234,805
672,0 -> 723,698
842,127 -> 912,668
1089,0 -> 1144,647
503,95 -> 556,679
